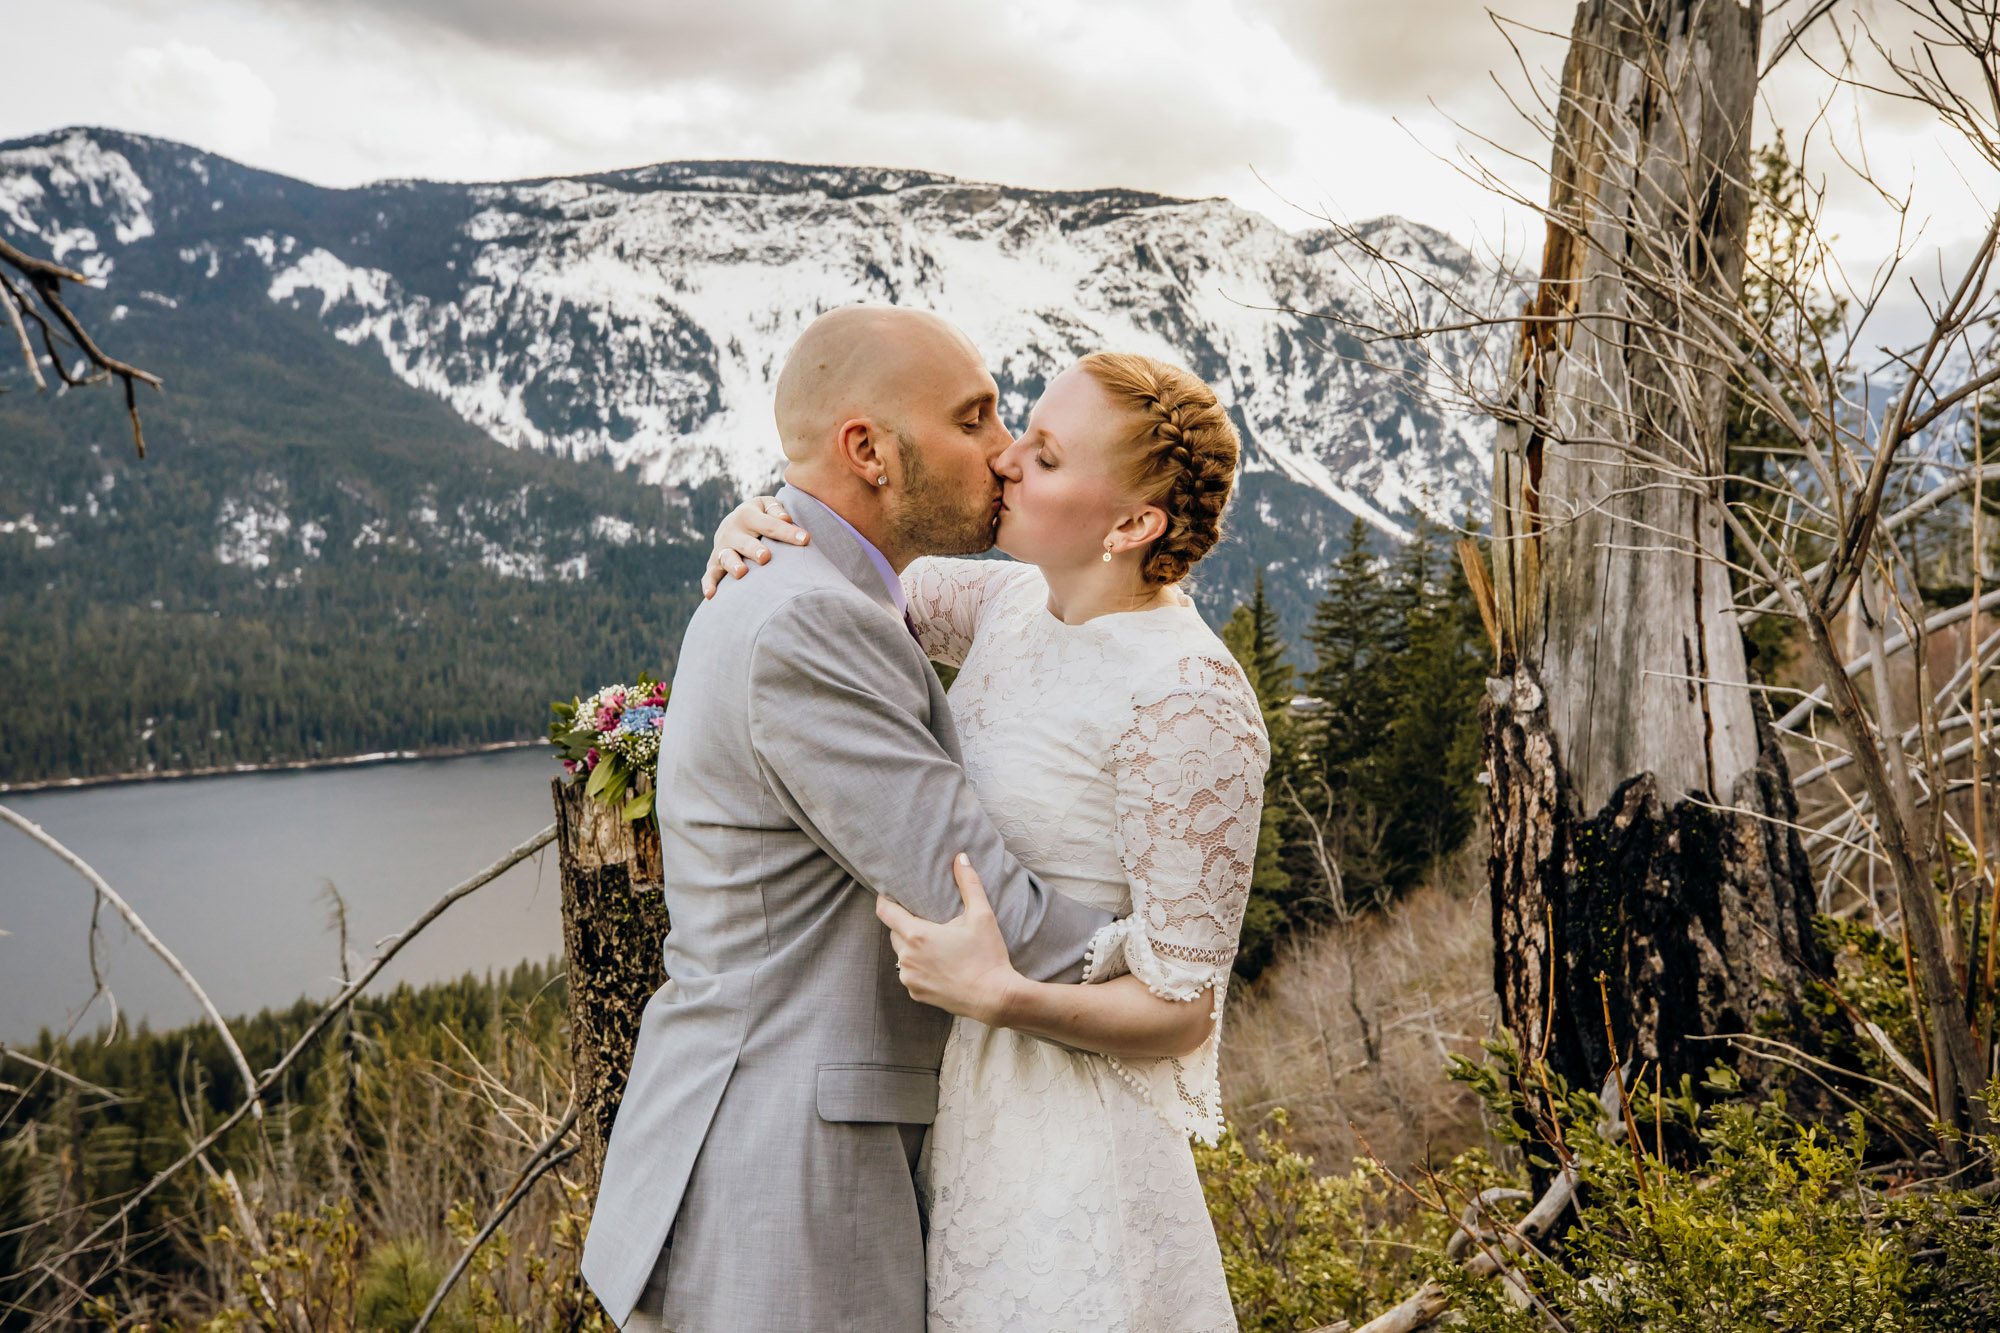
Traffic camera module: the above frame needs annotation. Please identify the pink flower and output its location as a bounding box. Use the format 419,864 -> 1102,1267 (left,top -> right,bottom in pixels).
562,758 -> 579,775
584,747 -> 600,771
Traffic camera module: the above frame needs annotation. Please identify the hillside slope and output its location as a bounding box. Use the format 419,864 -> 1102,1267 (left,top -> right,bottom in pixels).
0,128 -> 1505,780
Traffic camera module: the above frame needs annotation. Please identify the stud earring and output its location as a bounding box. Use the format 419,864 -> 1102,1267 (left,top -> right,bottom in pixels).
876,475 -> 887,486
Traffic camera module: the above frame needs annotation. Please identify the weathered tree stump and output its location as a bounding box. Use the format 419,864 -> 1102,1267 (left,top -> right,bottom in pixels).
1483,0 -> 1832,1156
1485,665 -> 1825,1121
553,776 -> 668,1202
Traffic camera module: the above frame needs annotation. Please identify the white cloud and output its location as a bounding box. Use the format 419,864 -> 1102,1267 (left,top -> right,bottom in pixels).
0,0 -> 1977,342
115,39 -> 277,159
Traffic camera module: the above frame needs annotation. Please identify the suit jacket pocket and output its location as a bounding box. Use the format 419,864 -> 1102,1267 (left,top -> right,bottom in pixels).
815,1064 -> 939,1125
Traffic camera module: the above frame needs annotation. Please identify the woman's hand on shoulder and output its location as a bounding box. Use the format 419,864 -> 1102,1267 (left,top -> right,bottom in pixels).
701,495 -> 812,598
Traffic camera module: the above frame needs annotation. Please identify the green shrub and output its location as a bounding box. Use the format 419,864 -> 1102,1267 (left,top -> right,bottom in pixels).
1196,1109 -> 1518,1332
358,1237 -> 468,1333
1436,1046 -> 2000,1333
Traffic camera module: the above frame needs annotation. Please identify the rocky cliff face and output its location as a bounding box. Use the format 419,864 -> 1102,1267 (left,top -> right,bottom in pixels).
2,127 -> 1507,634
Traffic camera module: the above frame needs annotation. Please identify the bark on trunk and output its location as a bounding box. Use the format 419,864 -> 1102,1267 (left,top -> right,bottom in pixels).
1486,664 -> 1824,1105
1485,0 -> 1831,1129
554,777 -> 668,1202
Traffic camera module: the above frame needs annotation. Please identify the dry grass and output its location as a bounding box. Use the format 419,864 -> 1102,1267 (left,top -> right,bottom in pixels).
1220,844 -> 1502,1177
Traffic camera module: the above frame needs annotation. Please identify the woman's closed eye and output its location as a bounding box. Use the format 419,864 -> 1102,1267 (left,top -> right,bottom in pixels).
1035,452 -> 1056,470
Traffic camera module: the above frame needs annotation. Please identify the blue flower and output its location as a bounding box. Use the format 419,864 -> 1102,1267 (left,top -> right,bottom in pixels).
613,705 -> 665,735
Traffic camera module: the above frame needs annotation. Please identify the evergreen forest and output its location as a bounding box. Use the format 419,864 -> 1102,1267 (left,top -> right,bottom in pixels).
1222,518 -> 1491,975
0,280 -> 716,784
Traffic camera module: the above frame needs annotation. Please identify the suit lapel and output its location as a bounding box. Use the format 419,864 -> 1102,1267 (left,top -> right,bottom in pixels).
777,486 -> 961,753
777,485 -> 900,618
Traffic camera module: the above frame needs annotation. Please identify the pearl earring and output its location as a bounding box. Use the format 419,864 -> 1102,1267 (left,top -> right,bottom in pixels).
1102,541 -> 1114,563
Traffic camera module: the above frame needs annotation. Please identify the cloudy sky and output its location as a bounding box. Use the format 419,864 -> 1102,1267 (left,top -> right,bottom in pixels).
0,0 -> 1987,288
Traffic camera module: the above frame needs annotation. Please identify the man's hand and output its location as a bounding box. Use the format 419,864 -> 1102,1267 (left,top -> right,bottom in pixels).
876,854 -> 1023,1027
701,495 -> 811,598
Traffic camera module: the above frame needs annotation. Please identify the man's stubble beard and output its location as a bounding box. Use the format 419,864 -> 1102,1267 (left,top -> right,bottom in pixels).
885,430 -> 999,558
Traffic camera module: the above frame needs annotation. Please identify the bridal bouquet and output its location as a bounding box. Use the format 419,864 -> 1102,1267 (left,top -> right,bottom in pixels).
548,673 -> 667,821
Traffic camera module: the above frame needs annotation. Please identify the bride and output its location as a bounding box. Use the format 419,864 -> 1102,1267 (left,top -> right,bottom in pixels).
705,351 -> 1267,1332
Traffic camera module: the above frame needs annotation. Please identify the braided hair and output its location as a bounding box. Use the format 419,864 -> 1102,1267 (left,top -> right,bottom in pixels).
1077,352 -> 1240,585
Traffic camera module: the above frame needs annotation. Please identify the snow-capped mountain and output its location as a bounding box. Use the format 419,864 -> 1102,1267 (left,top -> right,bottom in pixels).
0,128 -> 1504,554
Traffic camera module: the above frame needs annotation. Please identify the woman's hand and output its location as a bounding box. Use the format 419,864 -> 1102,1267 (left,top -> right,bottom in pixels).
700,496 -> 812,598
876,854 -> 1022,1026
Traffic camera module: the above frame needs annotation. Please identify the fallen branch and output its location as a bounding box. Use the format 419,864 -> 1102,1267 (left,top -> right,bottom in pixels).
3,822 -> 557,1300
1774,588 -> 2000,731
1339,1168 -> 1578,1333
0,802 -> 262,1119
1305,1073 -> 1630,1333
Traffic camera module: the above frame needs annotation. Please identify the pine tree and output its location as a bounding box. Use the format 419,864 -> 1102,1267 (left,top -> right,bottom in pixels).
1222,568 -> 1299,977
1378,537 -> 1488,883
1221,567 -> 1298,769
1290,518 -> 1402,911
1304,518 -> 1396,795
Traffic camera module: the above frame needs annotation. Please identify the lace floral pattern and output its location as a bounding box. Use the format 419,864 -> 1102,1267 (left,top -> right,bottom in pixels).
1083,654 -> 1266,1143
902,556 -> 1037,669
906,559 -> 1268,1332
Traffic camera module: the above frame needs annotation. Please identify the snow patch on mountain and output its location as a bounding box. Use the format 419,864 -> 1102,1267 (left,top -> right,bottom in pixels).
247,174 -> 1509,536
0,129 -> 155,270
2,129 -> 1514,551
214,493 -> 292,570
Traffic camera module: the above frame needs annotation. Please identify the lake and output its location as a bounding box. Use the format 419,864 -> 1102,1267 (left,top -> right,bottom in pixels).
0,748 -> 569,1044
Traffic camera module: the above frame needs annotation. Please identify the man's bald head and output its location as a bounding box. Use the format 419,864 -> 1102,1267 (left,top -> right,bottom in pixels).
773,306 -> 983,463
768,304 -> 1010,569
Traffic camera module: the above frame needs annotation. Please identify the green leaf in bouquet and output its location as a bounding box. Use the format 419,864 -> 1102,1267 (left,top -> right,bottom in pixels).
585,754 -> 622,801
620,789 -> 655,822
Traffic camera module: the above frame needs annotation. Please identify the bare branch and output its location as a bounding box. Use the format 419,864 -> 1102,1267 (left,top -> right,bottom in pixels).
0,233 -> 162,456
0,802 -> 263,1119
5,822 -> 557,1298
410,1105 -> 581,1333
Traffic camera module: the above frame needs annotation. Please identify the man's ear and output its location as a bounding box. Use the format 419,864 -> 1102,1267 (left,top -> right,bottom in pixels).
1115,505 -> 1169,548
833,417 -> 887,486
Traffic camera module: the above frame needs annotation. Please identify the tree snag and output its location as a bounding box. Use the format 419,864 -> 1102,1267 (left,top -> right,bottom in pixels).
553,777 -> 669,1201
1485,0 -> 1831,1130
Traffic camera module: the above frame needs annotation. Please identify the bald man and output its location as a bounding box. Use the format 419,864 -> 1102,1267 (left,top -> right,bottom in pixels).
580,307 -> 1114,1332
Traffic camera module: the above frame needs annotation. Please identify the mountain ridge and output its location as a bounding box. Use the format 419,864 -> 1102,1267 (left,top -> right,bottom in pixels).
0,126 -> 1504,782
2,126 -> 1503,547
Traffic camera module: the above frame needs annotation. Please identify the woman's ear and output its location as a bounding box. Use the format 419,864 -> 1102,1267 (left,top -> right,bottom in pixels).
1115,505 -> 1168,549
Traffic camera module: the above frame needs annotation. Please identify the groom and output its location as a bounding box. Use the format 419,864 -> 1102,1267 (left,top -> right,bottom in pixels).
581,306 -> 1114,1331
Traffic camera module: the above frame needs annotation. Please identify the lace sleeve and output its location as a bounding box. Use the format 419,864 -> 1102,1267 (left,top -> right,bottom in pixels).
1095,658 -> 1268,1002
900,558 -> 1027,668
1079,655 -> 1268,1142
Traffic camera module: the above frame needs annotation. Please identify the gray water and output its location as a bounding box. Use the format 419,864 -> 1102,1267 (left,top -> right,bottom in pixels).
0,748 -> 566,1044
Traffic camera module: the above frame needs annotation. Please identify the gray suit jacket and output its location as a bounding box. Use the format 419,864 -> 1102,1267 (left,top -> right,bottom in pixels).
580,487 -> 1113,1331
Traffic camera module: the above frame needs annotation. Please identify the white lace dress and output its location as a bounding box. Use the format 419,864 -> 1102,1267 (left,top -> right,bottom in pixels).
902,557 -> 1269,1333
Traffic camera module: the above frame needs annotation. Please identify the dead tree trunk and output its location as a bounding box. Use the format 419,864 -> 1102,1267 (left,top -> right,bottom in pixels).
554,777 -> 668,1202
1485,0 -> 1830,1123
